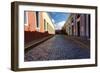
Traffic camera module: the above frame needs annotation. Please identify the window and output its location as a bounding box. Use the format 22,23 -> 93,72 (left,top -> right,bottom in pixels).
47,23 -> 49,31
77,14 -> 80,18
36,12 -> 39,28
71,18 -> 74,23
88,14 -> 90,38
44,19 -> 46,30
24,11 -> 28,26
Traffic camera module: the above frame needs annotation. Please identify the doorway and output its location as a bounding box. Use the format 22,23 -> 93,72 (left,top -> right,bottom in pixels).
72,25 -> 74,35
77,21 -> 80,36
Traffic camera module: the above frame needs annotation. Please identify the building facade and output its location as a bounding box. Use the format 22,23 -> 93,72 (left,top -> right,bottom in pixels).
62,14 -> 73,35
24,11 -> 55,44
42,12 -> 55,34
62,13 -> 90,39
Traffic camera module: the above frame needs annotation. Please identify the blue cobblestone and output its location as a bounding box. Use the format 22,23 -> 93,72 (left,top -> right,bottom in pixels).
25,35 -> 90,61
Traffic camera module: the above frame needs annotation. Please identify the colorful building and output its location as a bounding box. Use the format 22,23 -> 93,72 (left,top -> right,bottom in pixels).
24,11 -> 55,44
42,12 -> 55,34
62,13 -> 90,39
62,14 -> 73,35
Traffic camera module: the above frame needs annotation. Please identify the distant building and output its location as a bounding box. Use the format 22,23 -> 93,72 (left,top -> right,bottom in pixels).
62,14 -> 73,35
62,13 -> 90,39
24,11 -> 55,44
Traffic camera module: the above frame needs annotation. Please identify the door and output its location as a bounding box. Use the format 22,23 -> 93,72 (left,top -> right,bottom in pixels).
77,21 -> 80,36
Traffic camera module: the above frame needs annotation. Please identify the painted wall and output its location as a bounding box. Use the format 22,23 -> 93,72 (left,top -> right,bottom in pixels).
24,11 -> 55,34
24,11 -> 55,44
42,12 -> 55,34
62,14 -> 73,35
62,14 -> 90,39
24,11 -> 37,31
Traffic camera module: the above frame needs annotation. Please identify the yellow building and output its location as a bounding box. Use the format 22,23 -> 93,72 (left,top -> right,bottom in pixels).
62,14 -> 73,35
42,12 -> 55,34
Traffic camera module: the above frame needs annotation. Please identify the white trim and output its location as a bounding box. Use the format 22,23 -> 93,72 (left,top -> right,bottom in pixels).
19,5 -> 96,68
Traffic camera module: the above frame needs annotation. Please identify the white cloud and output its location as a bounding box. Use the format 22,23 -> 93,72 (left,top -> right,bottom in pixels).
52,19 -> 55,23
55,21 -> 66,30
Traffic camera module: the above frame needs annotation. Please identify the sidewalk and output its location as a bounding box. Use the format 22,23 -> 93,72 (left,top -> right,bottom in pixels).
65,35 -> 90,49
25,35 -> 54,52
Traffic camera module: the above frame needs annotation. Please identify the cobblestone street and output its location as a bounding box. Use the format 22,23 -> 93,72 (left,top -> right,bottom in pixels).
25,35 -> 90,61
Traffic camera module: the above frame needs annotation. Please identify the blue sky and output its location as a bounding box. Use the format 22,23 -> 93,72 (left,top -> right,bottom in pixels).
48,12 -> 70,30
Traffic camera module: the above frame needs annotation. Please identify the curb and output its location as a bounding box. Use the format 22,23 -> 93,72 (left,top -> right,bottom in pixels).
25,35 -> 54,53
65,36 -> 90,49
71,38 -> 90,49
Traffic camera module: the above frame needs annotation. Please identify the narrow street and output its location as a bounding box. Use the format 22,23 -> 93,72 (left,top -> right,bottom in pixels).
25,34 -> 90,61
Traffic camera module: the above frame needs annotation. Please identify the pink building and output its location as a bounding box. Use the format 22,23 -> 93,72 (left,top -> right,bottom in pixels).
72,14 -> 90,39
62,14 -> 90,39
24,11 -> 55,44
